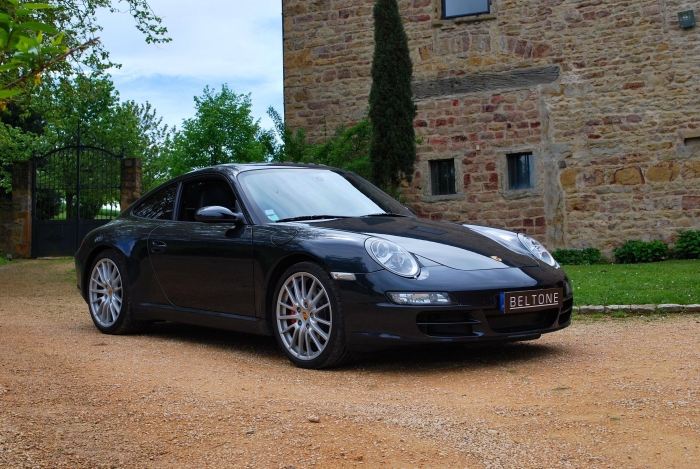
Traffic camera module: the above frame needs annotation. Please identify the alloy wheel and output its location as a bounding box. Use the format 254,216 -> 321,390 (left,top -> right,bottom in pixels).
276,272 -> 332,360
89,258 -> 123,327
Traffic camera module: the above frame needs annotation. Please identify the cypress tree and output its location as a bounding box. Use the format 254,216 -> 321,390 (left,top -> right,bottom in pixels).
368,0 -> 417,192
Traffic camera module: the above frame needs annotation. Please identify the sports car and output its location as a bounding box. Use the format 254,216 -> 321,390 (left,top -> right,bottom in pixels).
75,163 -> 573,368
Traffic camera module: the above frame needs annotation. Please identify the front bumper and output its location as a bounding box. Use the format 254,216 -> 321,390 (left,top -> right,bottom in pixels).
338,265 -> 573,351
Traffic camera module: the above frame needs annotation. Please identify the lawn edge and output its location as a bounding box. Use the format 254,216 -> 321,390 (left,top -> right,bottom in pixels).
574,304 -> 700,315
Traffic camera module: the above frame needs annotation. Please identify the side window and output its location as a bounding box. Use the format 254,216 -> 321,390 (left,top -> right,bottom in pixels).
178,179 -> 238,222
132,183 -> 178,220
442,0 -> 490,19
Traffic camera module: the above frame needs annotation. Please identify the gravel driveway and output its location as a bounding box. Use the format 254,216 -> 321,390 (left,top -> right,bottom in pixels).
0,259 -> 698,468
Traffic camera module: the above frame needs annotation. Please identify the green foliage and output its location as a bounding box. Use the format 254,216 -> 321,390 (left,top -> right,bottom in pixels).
266,106 -> 310,164
310,121 -> 372,180
566,259 -> 700,305
165,85 -> 273,177
368,0 -> 417,191
613,239 -> 669,264
266,106 -> 373,180
1,1 -> 169,104
552,247 -> 602,265
0,1 -> 68,100
673,230 -> 700,260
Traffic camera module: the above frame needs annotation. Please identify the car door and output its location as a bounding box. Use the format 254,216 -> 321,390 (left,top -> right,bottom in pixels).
147,176 -> 256,317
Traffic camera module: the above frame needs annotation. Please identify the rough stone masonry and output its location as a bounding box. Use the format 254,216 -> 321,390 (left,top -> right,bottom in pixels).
282,0 -> 700,254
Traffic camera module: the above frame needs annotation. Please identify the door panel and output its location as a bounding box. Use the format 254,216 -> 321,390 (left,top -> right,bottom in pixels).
147,175 -> 256,316
148,222 -> 255,316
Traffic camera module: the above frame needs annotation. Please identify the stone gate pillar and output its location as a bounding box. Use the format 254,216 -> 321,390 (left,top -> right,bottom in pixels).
11,161 -> 32,258
120,158 -> 142,213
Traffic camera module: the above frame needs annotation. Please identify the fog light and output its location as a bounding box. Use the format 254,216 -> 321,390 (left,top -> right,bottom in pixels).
387,292 -> 457,306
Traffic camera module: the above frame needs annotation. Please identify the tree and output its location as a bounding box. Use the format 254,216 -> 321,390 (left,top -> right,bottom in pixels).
368,0 -> 417,191
1,0 -> 169,105
166,85 -> 273,177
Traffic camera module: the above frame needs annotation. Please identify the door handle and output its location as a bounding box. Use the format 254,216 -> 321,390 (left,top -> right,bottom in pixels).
150,240 -> 167,253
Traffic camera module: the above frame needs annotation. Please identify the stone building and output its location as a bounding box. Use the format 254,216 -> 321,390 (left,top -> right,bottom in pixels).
282,0 -> 700,254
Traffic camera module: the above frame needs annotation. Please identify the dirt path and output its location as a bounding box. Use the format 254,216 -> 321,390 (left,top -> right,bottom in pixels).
0,259 -> 698,468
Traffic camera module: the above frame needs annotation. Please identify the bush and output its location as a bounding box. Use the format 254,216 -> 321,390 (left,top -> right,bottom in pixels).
552,247 -> 602,265
613,240 -> 669,264
673,230 -> 700,259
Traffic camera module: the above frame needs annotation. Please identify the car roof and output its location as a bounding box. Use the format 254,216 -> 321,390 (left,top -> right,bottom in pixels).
191,162 -> 333,177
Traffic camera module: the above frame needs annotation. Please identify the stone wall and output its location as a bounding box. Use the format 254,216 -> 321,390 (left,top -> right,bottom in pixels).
283,0 -> 700,253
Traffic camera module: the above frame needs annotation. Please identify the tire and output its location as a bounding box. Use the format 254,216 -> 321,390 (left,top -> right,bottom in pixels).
272,262 -> 350,369
87,249 -> 148,334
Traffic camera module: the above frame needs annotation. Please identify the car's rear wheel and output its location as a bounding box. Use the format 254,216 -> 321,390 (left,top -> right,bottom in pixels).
88,249 -> 147,334
273,262 -> 349,369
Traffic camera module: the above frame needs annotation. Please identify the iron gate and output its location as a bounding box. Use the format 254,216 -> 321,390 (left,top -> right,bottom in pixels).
32,145 -> 123,257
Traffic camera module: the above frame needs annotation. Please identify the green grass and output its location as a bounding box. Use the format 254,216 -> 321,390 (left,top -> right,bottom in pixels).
564,259 -> 700,305
0,256 -> 8,267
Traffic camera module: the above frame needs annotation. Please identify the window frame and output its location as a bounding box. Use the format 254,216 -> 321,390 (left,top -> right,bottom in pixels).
131,181 -> 180,221
506,152 -> 535,191
430,159 -> 457,196
441,0 -> 491,20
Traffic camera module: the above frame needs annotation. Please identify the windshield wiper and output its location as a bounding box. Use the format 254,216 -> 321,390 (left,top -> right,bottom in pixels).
276,215 -> 350,223
362,212 -> 409,217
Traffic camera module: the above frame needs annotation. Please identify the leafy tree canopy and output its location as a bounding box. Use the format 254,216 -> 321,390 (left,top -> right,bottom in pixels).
164,85 -> 274,178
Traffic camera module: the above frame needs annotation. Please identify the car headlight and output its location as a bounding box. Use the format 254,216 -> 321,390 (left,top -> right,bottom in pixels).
365,237 -> 420,278
518,233 -> 558,267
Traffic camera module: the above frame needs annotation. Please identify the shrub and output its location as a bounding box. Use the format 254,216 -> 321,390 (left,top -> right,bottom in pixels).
552,248 -> 602,265
613,240 -> 669,264
673,230 -> 700,259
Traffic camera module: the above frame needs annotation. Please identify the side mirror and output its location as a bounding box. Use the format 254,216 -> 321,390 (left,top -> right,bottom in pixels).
194,206 -> 243,224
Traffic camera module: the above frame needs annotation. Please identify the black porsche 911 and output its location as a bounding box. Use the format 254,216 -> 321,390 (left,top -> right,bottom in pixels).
75,163 -> 573,368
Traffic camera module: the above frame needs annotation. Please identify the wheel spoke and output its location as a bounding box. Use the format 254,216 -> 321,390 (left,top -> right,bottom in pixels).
309,329 -> 323,350
277,312 -> 299,321
311,303 -> 329,314
300,274 -> 307,302
314,316 -> 331,326
310,323 -> 329,341
305,278 -> 316,303
285,285 -> 298,307
304,329 -> 311,357
309,288 -> 325,307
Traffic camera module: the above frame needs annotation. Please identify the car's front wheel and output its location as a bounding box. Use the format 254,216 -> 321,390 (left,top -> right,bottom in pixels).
88,249 -> 146,334
273,262 -> 349,369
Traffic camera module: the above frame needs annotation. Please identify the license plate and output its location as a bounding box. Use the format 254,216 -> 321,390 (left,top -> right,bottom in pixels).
500,288 -> 563,313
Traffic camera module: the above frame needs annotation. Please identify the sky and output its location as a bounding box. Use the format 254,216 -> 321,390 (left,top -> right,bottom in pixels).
95,0 -> 284,132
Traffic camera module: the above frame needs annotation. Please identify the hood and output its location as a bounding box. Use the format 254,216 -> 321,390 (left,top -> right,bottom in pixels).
307,217 -> 539,270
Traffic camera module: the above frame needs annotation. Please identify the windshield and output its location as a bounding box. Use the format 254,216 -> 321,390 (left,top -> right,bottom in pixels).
237,168 -> 413,223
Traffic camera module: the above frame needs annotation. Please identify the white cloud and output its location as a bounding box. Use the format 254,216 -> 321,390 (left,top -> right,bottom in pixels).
96,0 -> 283,130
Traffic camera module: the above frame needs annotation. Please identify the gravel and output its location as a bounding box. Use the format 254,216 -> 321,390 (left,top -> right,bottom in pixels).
1,259 -> 699,468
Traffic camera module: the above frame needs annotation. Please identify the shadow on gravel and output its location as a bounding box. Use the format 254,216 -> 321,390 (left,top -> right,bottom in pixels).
146,321 -> 280,359
121,321 -> 564,373
347,342 -> 563,374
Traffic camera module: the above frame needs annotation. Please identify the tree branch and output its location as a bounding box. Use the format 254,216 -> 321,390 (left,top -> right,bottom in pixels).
2,37 -> 101,92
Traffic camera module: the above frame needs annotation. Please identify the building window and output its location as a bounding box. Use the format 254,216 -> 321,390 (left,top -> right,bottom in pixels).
430,159 -> 456,195
507,152 -> 534,190
442,0 -> 490,19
